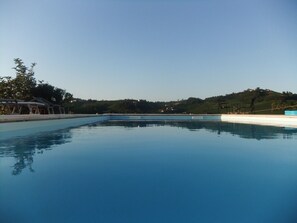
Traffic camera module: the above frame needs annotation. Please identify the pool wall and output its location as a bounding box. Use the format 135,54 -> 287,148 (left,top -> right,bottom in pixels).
0,115 -> 109,140
1,114 -> 297,140
0,114 -> 103,123
108,114 -> 297,128
108,114 -> 221,121
220,114 -> 297,128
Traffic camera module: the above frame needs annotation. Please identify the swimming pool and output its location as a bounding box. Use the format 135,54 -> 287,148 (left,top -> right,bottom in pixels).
1,120 -> 297,223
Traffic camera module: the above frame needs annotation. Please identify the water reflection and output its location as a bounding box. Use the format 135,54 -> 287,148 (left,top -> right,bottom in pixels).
1,121 -> 297,175
101,121 -> 297,140
0,129 -> 72,175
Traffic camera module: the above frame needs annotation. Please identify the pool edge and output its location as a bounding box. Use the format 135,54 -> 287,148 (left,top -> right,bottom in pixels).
1,114 -> 297,140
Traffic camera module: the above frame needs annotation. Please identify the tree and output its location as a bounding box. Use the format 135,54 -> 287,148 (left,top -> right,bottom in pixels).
1,58 -> 73,104
11,58 -> 37,100
249,88 -> 268,113
0,76 -> 14,98
32,82 -> 73,104
63,92 -> 73,103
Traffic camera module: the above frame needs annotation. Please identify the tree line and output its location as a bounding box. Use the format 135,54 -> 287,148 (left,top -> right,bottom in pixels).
1,59 -> 296,114
0,58 -> 73,104
65,88 -> 297,114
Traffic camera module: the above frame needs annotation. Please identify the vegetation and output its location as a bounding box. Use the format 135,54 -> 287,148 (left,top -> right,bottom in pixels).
0,58 -> 73,104
1,58 -> 296,115
66,88 -> 297,114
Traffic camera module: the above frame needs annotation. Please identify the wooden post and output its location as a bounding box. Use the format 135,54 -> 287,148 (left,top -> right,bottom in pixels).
28,105 -> 32,114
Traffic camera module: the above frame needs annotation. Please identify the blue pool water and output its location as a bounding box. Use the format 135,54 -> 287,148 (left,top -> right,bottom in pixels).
1,121 -> 297,223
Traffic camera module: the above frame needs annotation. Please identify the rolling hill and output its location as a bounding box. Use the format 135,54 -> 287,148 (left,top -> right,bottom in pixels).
65,88 -> 297,114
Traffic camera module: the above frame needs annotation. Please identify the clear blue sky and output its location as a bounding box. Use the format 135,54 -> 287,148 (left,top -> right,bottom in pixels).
1,0 -> 296,101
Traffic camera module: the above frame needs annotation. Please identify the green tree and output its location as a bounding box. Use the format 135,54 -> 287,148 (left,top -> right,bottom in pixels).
63,92 -> 73,103
0,76 -> 14,98
1,58 -> 73,105
12,58 -> 37,100
32,82 -> 73,104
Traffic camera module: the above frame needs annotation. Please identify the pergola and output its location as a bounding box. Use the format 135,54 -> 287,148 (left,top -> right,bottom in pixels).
30,97 -> 65,114
0,98 -> 65,115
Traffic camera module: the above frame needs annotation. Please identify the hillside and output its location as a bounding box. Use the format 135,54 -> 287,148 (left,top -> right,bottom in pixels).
65,88 -> 297,114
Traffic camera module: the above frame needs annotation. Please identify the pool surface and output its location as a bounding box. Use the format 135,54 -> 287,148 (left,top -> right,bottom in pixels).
1,121 -> 297,223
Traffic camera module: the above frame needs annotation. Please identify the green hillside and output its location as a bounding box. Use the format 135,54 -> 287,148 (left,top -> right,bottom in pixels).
66,88 -> 297,114
2,59 -> 296,115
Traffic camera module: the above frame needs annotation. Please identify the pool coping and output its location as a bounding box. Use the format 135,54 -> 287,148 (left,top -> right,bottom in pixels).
0,114 -> 103,123
108,114 -> 297,128
1,113 -> 297,127
1,114 -> 297,140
